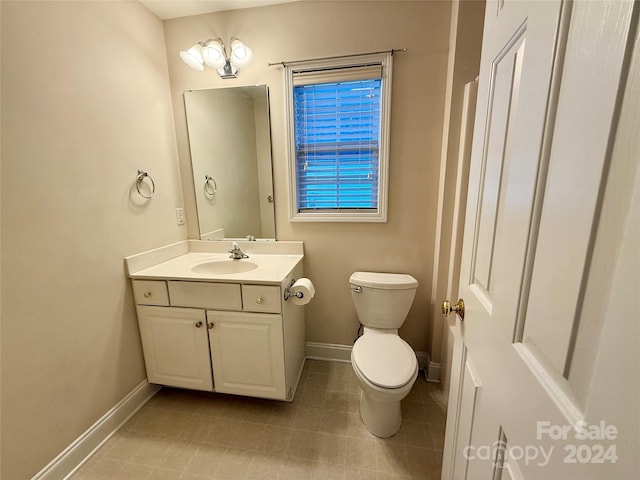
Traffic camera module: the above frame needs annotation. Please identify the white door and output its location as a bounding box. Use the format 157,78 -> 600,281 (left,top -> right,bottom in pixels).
137,306 -> 213,391
207,311 -> 286,399
442,0 -> 639,478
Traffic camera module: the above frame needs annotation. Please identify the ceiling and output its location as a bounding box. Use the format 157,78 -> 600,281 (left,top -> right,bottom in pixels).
140,0 -> 297,20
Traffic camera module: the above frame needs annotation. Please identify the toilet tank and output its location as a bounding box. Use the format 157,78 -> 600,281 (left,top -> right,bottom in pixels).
350,272 -> 418,329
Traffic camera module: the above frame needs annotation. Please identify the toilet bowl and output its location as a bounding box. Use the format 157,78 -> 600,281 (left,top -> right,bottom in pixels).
351,329 -> 418,437
349,271 -> 419,437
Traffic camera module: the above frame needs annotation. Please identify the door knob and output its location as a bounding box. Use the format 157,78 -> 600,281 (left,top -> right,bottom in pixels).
442,299 -> 465,321
194,321 -> 203,328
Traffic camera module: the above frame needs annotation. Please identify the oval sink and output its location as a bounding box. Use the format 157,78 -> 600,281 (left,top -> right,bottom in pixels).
190,260 -> 259,275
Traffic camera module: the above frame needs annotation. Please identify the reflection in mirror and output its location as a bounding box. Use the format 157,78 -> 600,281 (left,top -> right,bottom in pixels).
184,85 -> 276,240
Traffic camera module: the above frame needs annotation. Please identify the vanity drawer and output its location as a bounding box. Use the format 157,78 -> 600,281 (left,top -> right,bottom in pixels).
168,281 -> 242,310
132,280 -> 169,306
242,285 -> 281,314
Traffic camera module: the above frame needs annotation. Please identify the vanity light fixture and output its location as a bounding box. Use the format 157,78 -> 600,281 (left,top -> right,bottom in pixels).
179,37 -> 253,79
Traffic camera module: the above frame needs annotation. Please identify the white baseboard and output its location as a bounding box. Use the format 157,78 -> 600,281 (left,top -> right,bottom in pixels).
32,381 -> 160,480
305,341 -> 430,370
305,342 -> 352,362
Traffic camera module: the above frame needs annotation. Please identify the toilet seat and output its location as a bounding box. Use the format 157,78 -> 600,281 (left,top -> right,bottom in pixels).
352,333 -> 417,389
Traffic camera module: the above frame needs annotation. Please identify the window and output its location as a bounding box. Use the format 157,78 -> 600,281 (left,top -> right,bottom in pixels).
285,53 -> 392,222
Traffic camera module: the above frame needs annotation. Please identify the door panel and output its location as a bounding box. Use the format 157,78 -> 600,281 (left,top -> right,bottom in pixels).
452,350 -> 482,480
137,306 -> 213,391
443,0 -> 638,478
520,0 -> 638,380
471,28 -> 526,300
207,311 -> 286,399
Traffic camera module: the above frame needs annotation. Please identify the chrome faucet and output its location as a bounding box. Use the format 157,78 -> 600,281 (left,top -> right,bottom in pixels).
229,241 -> 249,259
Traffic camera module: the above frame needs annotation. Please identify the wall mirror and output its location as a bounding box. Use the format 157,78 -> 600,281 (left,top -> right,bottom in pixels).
184,85 -> 275,240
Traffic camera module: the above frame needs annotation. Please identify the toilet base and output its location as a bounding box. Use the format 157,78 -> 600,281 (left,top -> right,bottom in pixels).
359,390 -> 402,438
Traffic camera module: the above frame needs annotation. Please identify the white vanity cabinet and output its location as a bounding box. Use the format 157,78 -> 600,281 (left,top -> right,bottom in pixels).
207,311 -> 285,398
136,306 -> 213,391
131,267 -> 304,401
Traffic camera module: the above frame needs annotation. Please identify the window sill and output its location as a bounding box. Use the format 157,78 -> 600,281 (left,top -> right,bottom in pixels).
290,211 -> 387,223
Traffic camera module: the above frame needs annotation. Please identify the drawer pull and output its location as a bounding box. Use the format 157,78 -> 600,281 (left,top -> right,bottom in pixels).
143,291 -> 152,298
195,321 -> 203,328
256,296 -> 264,304
208,322 -> 214,329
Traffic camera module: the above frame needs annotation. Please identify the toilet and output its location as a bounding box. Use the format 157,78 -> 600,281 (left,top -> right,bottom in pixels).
349,271 -> 419,438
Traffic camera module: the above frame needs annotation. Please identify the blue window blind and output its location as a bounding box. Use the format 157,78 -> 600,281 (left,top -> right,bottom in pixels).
293,75 -> 382,211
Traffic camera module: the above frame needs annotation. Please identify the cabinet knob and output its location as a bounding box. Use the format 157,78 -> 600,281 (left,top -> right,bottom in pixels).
143,291 -> 152,298
207,322 -> 214,329
256,296 -> 264,304
195,321 -> 203,328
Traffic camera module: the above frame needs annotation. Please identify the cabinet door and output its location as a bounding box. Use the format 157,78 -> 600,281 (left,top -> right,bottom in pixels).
207,311 -> 285,399
137,306 -> 213,391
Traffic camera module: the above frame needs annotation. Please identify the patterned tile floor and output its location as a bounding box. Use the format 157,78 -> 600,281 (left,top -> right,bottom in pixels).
71,360 -> 446,479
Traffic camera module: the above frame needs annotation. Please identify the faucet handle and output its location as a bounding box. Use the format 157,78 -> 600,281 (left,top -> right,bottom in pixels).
229,241 -> 249,259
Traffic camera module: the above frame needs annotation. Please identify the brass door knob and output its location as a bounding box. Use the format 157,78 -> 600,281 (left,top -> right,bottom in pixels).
442,299 -> 465,321
195,321 -> 203,328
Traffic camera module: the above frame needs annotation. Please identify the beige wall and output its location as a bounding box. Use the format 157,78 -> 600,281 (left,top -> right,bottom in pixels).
164,0 -> 452,351
1,1 -> 184,478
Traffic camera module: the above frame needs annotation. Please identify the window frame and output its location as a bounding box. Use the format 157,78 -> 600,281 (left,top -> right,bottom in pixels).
285,52 -> 393,223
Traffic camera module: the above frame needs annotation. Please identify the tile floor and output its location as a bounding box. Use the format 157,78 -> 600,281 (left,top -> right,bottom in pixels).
71,360 -> 446,479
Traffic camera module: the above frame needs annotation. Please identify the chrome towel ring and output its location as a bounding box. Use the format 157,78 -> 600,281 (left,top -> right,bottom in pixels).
136,170 -> 155,199
204,175 -> 217,196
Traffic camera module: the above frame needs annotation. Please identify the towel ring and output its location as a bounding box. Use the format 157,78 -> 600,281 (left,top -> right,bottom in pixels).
136,170 -> 155,199
204,175 -> 217,196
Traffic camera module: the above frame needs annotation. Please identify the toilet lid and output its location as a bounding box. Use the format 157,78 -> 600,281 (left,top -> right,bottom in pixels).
352,334 -> 417,388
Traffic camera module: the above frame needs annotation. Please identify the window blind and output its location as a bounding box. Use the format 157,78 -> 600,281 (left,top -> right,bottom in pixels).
293,65 -> 383,211
292,64 -> 383,86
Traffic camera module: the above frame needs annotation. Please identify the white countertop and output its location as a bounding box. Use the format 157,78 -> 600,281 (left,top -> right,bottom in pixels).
128,252 -> 303,284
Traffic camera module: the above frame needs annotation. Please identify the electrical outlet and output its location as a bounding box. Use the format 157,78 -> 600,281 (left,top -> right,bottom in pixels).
176,208 -> 185,226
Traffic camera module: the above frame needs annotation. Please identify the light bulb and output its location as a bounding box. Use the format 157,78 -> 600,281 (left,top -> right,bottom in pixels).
179,44 -> 204,72
202,39 -> 227,69
229,37 -> 254,68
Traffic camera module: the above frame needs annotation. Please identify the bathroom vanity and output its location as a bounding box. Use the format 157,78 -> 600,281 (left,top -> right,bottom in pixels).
125,240 -> 305,401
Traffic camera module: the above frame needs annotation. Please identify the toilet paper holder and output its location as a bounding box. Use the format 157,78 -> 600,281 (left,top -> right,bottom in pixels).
283,279 -> 305,301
